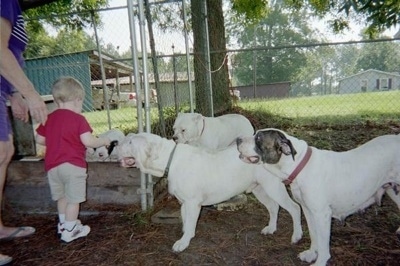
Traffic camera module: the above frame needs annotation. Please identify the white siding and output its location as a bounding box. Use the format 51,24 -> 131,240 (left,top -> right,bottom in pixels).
339,70 -> 400,94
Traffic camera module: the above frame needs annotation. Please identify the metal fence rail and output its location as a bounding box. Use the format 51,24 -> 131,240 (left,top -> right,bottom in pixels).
24,4 -> 400,138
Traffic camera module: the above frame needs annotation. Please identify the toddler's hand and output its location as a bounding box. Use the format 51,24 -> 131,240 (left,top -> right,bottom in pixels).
104,137 -> 111,147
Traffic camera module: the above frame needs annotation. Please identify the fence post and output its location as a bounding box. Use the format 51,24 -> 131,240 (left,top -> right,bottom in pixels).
127,0 -> 147,211
182,0 -> 194,112
91,11 -> 112,130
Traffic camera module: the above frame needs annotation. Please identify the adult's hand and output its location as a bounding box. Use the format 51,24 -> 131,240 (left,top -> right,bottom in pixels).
23,91 -> 48,124
8,92 -> 29,123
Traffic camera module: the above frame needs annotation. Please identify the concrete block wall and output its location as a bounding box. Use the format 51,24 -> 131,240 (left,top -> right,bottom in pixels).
5,160 -> 163,213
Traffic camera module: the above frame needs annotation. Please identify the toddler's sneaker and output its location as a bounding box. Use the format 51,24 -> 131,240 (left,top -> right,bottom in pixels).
57,220 -> 81,238
61,223 -> 90,243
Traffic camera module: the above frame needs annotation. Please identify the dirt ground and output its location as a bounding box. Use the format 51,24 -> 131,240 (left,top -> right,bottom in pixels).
2,114 -> 400,266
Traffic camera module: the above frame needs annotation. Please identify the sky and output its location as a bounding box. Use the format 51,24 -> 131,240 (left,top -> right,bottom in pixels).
95,0 -> 399,55
96,0 -> 188,54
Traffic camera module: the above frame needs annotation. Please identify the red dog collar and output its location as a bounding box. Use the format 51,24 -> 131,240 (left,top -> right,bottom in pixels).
283,147 -> 312,185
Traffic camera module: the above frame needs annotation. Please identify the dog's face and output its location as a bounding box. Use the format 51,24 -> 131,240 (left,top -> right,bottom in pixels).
117,133 -> 166,177
86,147 -> 109,161
117,133 -> 153,168
237,129 -> 297,164
172,113 -> 203,144
86,141 -> 119,162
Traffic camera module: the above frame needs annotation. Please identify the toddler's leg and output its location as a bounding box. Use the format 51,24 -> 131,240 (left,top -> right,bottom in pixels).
60,202 -> 90,243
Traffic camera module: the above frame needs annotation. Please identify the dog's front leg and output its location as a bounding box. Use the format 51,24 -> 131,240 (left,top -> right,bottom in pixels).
172,201 -> 201,252
298,206 -> 318,263
300,206 -> 332,266
310,210 -> 332,266
256,180 -> 303,243
252,185 -> 279,235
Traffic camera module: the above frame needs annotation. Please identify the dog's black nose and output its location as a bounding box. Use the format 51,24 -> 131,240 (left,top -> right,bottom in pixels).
236,137 -> 242,146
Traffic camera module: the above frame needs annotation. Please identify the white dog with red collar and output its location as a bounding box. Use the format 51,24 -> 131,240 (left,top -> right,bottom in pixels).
236,128 -> 400,266
118,132 -> 303,252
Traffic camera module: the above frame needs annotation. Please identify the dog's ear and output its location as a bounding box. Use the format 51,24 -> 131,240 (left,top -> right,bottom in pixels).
277,131 -> 297,160
107,140 -> 119,155
193,113 -> 202,122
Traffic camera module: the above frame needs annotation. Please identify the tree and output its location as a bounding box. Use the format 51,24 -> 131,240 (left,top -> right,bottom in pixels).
191,0 -> 231,115
283,0 -> 400,37
23,0 -> 108,31
231,1 -> 317,88
25,29 -> 98,58
332,44 -> 361,79
356,40 -> 400,72
22,0 -> 109,58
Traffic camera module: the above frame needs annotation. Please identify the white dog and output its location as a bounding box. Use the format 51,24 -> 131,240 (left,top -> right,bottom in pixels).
172,112 -> 254,149
86,129 -> 125,162
118,132 -> 303,252
236,128 -> 400,266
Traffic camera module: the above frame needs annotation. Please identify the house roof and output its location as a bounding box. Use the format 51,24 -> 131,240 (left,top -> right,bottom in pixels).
338,69 -> 400,81
91,72 -> 194,86
26,50 -> 134,81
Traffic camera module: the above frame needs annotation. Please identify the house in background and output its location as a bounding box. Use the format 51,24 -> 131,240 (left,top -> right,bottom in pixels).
91,72 -> 194,108
338,69 -> 400,94
233,81 -> 291,99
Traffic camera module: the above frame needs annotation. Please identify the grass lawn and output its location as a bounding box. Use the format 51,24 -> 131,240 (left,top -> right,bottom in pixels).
84,90 -> 400,134
239,90 -> 400,124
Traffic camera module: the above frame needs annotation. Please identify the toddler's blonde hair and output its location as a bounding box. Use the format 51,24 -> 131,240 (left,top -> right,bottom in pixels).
52,76 -> 85,103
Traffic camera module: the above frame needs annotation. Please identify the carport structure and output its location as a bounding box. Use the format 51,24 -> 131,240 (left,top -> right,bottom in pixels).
25,50 -> 134,112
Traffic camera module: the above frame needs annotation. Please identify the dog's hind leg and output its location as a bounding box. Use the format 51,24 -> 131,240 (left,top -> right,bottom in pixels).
172,201 -> 201,252
385,188 -> 400,239
252,185 -> 279,236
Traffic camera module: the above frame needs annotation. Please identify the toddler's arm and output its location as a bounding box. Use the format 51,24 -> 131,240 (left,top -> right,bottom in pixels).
80,132 -> 110,148
35,133 -> 46,146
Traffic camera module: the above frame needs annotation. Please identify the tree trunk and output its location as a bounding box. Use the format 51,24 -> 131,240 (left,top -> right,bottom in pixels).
191,0 -> 231,116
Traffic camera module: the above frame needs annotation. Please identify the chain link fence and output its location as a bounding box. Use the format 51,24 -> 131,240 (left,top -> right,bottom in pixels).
24,3 -> 400,140
229,39 -> 400,123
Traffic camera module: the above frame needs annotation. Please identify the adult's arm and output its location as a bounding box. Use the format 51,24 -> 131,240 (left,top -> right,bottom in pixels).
0,17 -> 47,124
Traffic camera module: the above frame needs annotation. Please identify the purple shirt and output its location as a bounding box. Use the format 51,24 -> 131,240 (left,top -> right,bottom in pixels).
0,0 -> 28,95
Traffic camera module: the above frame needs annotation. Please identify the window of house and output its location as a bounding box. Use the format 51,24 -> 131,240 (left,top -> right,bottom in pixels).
380,78 -> 389,90
360,79 -> 367,92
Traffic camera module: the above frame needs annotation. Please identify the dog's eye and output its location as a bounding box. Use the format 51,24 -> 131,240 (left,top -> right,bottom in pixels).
181,129 -> 185,133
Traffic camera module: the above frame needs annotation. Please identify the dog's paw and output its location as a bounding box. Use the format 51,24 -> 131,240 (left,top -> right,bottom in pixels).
298,249 -> 317,263
261,225 -> 277,235
172,239 -> 190,252
291,229 -> 303,244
